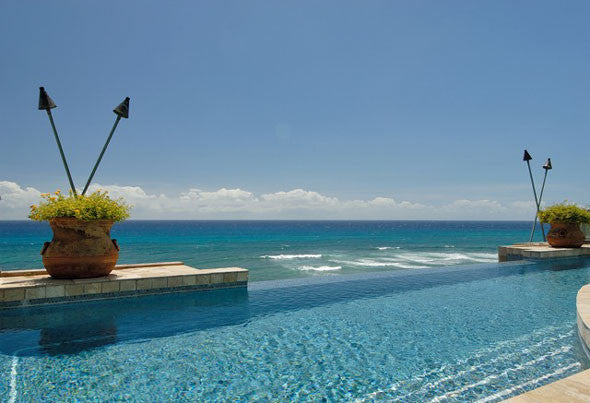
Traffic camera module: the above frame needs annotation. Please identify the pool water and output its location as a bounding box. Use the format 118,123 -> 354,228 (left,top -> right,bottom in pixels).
1,258 -> 589,401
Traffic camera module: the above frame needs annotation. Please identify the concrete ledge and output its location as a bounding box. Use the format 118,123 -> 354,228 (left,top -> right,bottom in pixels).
0,261 -> 185,277
578,285 -> 590,358
0,263 -> 248,308
498,243 -> 590,262
504,369 -> 590,402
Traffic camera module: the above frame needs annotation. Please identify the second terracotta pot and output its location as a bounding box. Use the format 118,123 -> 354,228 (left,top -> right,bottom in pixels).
546,222 -> 585,248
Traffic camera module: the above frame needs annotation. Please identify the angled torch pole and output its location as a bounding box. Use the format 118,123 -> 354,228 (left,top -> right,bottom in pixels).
523,150 -> 540,242
38,87 -> 78,197
535,158 -> 552,241
82,97 -> 130,196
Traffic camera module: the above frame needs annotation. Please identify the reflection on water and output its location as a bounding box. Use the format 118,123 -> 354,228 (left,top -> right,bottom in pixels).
0,288 -> 250,356
40,320 -> 117,356
549,259 -> 589,271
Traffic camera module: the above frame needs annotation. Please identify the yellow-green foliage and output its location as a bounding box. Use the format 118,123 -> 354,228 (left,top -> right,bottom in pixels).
29,190 -> 130,222
538,202 -> 590,224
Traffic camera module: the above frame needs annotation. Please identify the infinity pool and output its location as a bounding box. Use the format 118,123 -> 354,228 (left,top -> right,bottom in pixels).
1,258 -> 589,401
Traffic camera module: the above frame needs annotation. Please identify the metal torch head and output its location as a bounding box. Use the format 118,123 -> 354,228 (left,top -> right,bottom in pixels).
543,158 -> 552,170
38,87 -> 57,110
523,149 -> 532,161
113,97 -> 130,119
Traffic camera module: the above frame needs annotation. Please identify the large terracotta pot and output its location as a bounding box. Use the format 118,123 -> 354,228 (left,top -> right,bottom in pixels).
546,222 -> 585,248
41,218 -> 119,279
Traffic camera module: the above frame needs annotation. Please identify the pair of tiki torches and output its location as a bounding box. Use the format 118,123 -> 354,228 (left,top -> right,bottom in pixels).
38,87 -> 129,197
523,149 -> 552,242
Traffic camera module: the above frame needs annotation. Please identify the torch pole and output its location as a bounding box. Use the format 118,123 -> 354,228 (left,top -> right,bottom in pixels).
82,115 -> 122,196
536,169 -> 549,241
46,109 -> 77,197
526,159 -> 539,242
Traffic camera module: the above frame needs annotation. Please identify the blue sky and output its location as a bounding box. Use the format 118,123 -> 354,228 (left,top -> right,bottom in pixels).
1,1 -> 589,219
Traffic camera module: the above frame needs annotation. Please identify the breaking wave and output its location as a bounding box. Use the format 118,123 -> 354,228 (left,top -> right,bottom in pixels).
297,265 -> 342,271
330,259 -> 429,269
330,252 -> 496,270
261,254 -> 322,260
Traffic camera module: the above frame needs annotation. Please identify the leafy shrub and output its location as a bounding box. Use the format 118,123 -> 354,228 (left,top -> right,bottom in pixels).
29,190 -> 130,222
537,202 -> 590,224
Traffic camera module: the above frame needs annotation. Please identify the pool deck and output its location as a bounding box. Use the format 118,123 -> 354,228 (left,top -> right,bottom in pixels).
0,262 -> 248,308
577,285 -> 590,360
504,369 -> 590,402
504,284 -> 590,401
498,242 -> 590,262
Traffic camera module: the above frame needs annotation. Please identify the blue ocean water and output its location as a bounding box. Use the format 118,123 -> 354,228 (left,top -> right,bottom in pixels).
0,220 -> 541,280
0,258 -> 588,401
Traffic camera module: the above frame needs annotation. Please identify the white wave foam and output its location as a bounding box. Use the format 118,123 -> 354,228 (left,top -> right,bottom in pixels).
297,265 -> 342,272
376,246 -> 401,250
397,252 -> 496,264
260,254 -> 322,260
330,259 -> 428,269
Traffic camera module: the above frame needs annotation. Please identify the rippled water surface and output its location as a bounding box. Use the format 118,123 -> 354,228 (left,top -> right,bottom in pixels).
0,220 -> 539,280
0,258 -> 588,401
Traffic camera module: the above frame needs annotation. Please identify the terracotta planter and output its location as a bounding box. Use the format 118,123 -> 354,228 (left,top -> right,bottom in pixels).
546,222 -> 585,248
41,218 -> 119,279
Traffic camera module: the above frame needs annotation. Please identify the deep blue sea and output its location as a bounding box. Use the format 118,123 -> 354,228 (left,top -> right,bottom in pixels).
0,220 -> 540,281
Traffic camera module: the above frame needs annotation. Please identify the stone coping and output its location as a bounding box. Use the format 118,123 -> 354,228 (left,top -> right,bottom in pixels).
0,263 -> 248,308
578,285 -> 590,361
504,369 -> 590,402
0,261 -> 185,277
503,284 -> 590,401
498,243 -> 590,262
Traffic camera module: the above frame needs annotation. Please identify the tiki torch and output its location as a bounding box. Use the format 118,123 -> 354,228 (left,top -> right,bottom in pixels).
81,97 -> 130,195
38,87 -> 78,196
536,158 -> 552,241
523,150 -> 540,242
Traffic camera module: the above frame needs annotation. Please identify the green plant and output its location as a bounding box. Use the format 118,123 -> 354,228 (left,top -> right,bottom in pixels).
537,202 -> 590,224
29,190 -> 131,222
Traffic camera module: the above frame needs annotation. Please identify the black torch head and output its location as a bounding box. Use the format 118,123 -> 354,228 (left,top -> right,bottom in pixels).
38,87 -> 57,110
543,158 -> 552,170
113,97 -> 130,119
523,149 -> 532,161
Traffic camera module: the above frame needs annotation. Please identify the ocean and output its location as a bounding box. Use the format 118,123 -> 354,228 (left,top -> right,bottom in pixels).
0,220 -> 540,281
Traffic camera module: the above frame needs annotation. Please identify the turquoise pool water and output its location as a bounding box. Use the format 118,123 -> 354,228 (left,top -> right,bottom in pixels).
1,258 -> 589,401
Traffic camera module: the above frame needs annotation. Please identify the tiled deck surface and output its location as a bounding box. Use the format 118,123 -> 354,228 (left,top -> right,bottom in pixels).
504,284 -> 590,401
0,262 -> 248,308
504,369 -> 590,402
578,285 -> 590,358
498,243 -> 590,262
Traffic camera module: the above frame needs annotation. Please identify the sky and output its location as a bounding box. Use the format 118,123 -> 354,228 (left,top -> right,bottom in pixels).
1,1 -> 589,220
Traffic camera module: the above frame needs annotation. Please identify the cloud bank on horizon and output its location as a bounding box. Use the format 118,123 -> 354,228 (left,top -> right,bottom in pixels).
0,180 -> 535,220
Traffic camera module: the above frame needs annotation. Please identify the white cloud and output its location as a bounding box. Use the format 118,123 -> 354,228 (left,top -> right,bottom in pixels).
0,181 -> 41,212
0,180 -> 537,220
